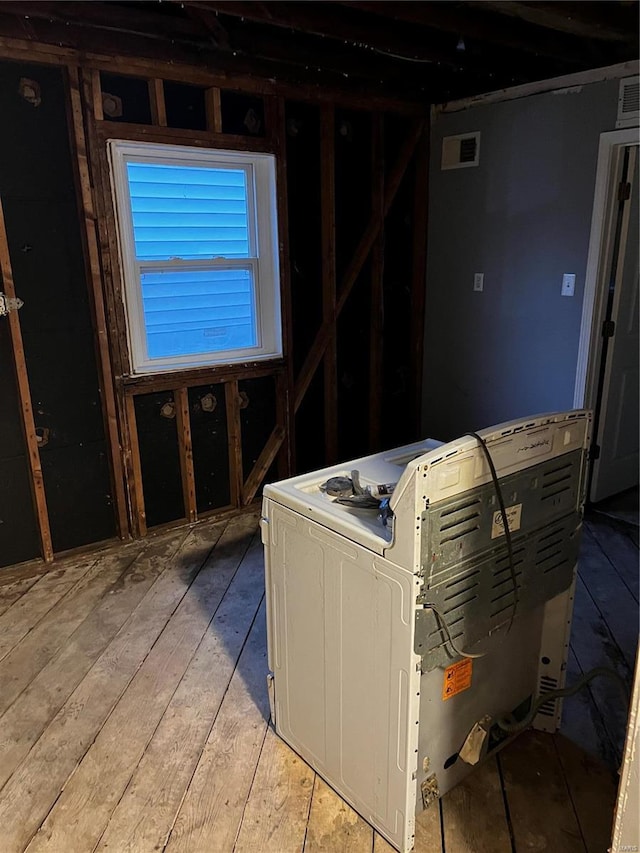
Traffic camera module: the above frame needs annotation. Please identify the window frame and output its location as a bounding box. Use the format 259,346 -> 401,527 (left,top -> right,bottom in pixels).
108,139 -> 282,375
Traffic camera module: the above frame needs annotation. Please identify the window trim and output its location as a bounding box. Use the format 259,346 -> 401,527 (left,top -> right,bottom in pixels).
108,139 -> 282,375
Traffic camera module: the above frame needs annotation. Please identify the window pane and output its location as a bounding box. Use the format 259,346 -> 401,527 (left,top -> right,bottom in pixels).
126,162 -> 250,260
140,268 -> 257,359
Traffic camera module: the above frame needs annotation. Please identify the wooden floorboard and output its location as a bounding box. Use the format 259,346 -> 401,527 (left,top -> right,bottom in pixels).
165,601 -> 270,853
499,730 -> 586,853
0,554 -> 99,662
0,564 -> 55,618
585,516 -> 639,603
25,516 -> 255,853
561,647 -> 619,769
569,575 -> 633,765
233,724 -> 315,853
579,526 -> 638,669
0,525 -> 212,852
0,507 -> 634,853
441,757 -> 512,852
0,532 -> 184,791
94,536 -> 265,853
304,776 -> 373,853
0,546 -> 144,717
553,734 -> 618,853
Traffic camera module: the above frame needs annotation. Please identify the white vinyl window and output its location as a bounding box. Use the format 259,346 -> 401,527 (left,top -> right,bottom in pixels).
108,140 -> 282,374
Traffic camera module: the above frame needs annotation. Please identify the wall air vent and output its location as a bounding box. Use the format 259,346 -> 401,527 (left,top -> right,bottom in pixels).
441,131 -> 480,170
617,76 -> 639,129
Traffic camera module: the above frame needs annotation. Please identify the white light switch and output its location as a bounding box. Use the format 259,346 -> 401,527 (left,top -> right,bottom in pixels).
473,273 -> 484,292
561,274 -> 576,296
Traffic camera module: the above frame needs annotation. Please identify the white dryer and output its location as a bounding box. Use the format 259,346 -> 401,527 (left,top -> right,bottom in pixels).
261,410 -> 591,852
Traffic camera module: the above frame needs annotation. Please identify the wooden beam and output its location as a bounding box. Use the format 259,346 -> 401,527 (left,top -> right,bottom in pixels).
241,424 -> 285,506
272,96 -> 295,476
320,104 -> 338,465
80,68 -> 139,538
90,69 -> 103,121
225,380 -> 243,507
148,78 -> 167,127
368,113 -> 384,452
123,395 -> 147,538
66,65 -> 129,539
0,7 -> 433,106
410,124 -> 429,441
294,118 -> 424,414
274,370 -> 289,480
174,387 -> 197,523
0,33 -> 426,116
204,87 -> 222,133
0,199 -> 53,562
96,121 -> 276,154
123,363 -> 284,396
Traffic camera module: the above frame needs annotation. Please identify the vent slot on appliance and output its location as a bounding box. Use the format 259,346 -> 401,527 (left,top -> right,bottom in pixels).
617,76 -> 639,129
441,131 -> 480,170
536,675 -> 559,717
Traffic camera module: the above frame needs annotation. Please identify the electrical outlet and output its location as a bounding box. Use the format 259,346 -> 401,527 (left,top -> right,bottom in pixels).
561,274 -> 576,297
473,273 -> 484,292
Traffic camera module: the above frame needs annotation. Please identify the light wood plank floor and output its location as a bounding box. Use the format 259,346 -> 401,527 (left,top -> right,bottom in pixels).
0,507 -> 635,853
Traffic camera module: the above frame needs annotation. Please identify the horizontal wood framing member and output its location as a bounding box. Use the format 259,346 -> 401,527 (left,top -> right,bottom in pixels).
96,121 -> 278,155
0,35 -> 428,115
122,365 -> 286,397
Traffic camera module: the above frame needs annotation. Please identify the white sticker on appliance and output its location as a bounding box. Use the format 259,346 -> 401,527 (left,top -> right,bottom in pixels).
491,504 -> 522,539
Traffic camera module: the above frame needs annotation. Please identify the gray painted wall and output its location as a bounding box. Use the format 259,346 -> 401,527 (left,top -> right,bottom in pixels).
422,78 -> 620,441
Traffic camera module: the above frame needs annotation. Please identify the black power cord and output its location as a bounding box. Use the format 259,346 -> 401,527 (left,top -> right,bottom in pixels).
465,431 -> 519,632
424,431 -> 520,660
496,666 -> 630,733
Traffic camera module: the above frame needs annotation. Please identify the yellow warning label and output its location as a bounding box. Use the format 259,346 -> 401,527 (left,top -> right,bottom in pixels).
442,658 -> 473,701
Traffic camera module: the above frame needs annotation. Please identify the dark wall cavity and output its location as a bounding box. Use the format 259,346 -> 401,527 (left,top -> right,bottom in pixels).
0,60 -> 115,558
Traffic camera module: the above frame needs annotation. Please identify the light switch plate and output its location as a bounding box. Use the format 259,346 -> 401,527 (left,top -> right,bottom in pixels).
473,273 -> 484,292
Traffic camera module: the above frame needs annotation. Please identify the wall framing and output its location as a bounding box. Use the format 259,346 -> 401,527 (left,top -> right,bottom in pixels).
0,35 -> 429,557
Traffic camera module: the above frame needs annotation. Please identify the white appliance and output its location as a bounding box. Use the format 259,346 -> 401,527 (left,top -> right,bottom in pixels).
261,411 -> 591,852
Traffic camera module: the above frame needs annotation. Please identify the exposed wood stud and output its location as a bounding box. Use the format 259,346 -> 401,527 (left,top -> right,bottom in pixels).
148,78 -> 167,127
242,425 -> 285,506
66,65 -> 129,539
90,68 -> 104,121
273,96 -> 295,476
294,118 -> 425,414
80,67 -> 138,539
226,380 -> 243,507
320,103 -> 338,465
410,124 -> 430,440
175,387 -> 197,524
204,86 -> 222,133
124,395 -> 147,538
369,113 -> 385,452
0,198 -> 53,562
274,371 -> 289,481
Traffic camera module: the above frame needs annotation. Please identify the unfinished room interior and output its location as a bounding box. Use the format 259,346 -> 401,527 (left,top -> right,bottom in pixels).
0,1 -> 638,851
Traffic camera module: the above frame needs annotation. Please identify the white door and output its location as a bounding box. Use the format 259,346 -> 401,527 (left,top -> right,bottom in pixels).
591,145 -> 639,502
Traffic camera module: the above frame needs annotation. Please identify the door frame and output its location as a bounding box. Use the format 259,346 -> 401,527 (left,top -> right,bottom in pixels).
573,128 -> 639,411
